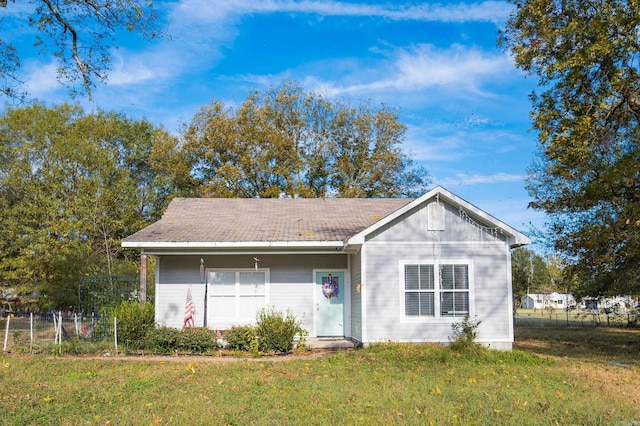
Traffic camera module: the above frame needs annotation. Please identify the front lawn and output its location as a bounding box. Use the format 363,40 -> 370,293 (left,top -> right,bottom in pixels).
1,327 -> 638,425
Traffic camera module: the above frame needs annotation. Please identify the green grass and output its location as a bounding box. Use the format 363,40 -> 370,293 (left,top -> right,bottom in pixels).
1,328 -> 639,425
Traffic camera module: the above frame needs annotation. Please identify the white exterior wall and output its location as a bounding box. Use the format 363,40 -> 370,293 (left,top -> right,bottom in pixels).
350,250 -> 362,342
154,253 -> 347,333
360,199 -> 515,349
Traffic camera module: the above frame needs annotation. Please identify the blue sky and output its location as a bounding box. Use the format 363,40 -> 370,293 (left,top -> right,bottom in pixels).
3,0 -> 546,245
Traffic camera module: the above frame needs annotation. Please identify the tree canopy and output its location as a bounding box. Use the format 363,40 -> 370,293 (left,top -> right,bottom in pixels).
511,247 -> 550,300
0,85 -> 428,309
501,0 -> 640,296
180,82 -> 429,199
0,0 -> 159,100
0,103 -> 172,308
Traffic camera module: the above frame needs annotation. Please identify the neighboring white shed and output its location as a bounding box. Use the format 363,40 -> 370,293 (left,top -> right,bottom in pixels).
521,293 -> 576,309
123,186 -> 530,350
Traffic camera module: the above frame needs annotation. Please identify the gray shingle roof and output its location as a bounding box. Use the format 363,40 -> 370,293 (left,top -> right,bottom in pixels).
123,197 -> 413,244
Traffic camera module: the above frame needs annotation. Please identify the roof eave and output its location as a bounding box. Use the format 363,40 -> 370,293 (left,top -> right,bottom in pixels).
121,240 -> 345,250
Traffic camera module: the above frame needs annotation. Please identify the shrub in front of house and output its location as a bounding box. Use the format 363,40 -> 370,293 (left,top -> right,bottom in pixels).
175,327 -> 221,353
144,326 -> 181,354
224,325 -> 258,353
449,315 -> 486,357
255,307 -> 305,353
113,301 -> 155,349
143,326 -> 220,354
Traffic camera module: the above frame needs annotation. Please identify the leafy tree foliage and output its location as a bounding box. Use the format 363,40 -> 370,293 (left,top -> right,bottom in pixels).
0,0 -> 160,100
0,84 -> 427,309
511,247 -> 550,300
501,0 -> 640,296
181,81 -> 429,198
0,103 -> 171,309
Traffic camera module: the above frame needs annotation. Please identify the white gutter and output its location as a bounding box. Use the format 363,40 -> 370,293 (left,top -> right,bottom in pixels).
122,240 -> 345,249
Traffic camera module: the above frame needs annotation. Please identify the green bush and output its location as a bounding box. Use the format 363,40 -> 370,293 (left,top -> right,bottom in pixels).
144,326 -> 180,354
255,307 -> 305,353
449,315 -> 483,354
143,327 -> 220,354
224,325 -> 258,352
176,328 -> 220,353
113,301 -> 155,349
91,311 -> 114,342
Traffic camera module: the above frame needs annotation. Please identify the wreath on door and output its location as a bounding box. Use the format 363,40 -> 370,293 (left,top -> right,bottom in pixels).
322,275 -> 339,299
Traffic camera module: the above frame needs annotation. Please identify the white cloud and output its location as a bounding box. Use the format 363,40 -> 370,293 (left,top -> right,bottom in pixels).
107,52 -> 162,86
23,61 -> 60,97
320,44 -> 513,98
435,172 -> 523,187
171,0 -> 512,24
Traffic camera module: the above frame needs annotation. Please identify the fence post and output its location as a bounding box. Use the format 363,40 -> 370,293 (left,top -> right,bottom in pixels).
114,317 -> 118,355
3,314 -> 10,352
53,313 -> 58,344
30,313 -> 33,350
58,311 -> 63,353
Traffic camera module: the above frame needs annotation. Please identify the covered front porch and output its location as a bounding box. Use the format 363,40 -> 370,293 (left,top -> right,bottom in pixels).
136,251 -> 356,341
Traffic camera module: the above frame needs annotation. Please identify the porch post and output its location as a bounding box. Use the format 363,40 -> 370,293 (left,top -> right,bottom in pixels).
139,253 -> 147,304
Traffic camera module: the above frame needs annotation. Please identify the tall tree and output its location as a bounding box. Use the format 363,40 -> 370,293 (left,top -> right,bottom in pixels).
0,0 -> 160,100
511,247 -> 549,299
182,81 -> 428,198
0,103 -> 170,308
501,0 -> 640,296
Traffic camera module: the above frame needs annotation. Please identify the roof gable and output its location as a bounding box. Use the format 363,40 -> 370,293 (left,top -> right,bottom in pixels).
346,186 -> 531,248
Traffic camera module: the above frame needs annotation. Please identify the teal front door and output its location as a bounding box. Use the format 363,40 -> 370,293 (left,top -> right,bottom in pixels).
315,271 -> 345,337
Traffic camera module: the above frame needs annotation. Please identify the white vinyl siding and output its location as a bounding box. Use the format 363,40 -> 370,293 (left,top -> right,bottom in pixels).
402,262 -> 470,319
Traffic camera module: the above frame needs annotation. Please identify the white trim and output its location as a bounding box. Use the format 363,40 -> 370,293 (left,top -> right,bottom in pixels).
362,240 -> 506,246
360,245 -> 368,344
398,259 -> 475,323
139,250 -> 347,256
123,241 -> 344,249
505,244 -> 515,343
346,186 -> 530,247
345,255 -> 352,339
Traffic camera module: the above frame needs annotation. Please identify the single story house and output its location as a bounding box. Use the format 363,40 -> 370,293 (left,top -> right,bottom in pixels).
122,186 -> 530,349
521,293 -> 576,309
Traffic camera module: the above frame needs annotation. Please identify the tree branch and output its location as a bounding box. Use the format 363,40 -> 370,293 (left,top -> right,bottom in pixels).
41,0 -> 100,100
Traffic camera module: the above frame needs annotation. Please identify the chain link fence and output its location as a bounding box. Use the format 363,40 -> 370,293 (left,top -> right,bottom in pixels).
1,311 -> 117,353
515,308 -> 640,328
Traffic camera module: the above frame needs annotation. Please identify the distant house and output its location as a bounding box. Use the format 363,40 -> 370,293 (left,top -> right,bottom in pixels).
521,293 -> 576,309
579,296 -> 637,312
122,186 -> 530,350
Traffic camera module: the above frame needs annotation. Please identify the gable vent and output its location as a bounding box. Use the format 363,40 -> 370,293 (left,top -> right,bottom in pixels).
427,202 -> 445,231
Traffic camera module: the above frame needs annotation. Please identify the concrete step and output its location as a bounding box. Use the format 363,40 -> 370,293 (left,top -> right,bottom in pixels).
306,338 -> 357,349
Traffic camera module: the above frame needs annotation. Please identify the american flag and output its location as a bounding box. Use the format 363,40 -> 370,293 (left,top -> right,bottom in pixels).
182,287 -> 195,329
